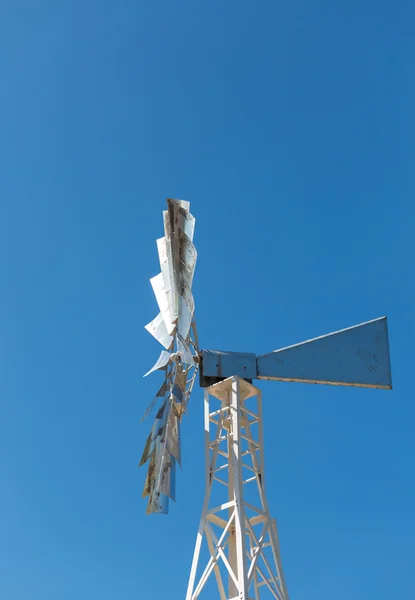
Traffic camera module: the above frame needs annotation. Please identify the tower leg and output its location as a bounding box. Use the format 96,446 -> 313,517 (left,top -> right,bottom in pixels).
185,376 -> 289,600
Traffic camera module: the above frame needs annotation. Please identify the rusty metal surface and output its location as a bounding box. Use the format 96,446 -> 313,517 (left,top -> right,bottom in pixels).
141,350 -> 199,513
166,408 -> 181,465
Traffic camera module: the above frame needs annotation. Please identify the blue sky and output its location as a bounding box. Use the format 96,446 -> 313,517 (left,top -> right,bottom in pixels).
0,1 -> 414,598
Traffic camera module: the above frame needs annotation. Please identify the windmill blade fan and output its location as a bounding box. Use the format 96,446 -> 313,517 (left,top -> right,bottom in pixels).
140,199 -> 199,514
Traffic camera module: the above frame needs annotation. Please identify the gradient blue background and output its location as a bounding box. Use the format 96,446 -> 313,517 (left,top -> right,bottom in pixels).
0,1 -> 413,598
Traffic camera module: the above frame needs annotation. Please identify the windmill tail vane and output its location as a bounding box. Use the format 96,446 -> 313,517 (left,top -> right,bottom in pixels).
140,199 -> 199,514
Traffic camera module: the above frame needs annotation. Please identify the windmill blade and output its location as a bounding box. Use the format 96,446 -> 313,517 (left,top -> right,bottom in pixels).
141,199 -> 199,515
150,273 -> 175,335
165,405 -> 181,465
150,199 -> 197,343
147,492 -> 169,515
257,317 -> 392,389
177,333 -> 193,365
177,298 -> 192,341
179,229 -> 197,283
143,350 -> 171,377
140,381 -> 167,423
157,235 -> 177,326
139,402 -> 166,466
144,313 -> 173,350
167,198 -> 195,241
141,338 -> 199,513
143,401 -> 179,513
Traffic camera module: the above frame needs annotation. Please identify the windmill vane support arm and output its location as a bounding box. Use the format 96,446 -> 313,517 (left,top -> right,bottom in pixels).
140,198 -> 392,599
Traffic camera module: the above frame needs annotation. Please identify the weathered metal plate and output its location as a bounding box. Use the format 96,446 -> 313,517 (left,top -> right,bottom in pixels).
150,201 -> 196,333
140,400 -> 167,466
144,312 -> 173,349
157,235 -> 177,324
140,381 -> 167,423
169,459 -> 176,502
142,451 -> 156,498
179,230 -> 197,283
139,431 -> 154,467
178,295 -> 192,340
143,350 -> 171,377
166,409 -> 181,465
160,454 -> 174,499
147,491 -> 169,515
178,276 -> 194,312
177,333 -> 193,364
167,197 -> 190,213
167,198 -> 194,242
172,382 -> 183,403
257,317 -> 392,389
174,363 -> 187,392
150,273 -> 175,335
201,350 -> 257,380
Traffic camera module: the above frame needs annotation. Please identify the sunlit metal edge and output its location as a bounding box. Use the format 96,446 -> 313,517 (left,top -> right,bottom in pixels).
256,375 -> 392,389
257,316 -> 388,357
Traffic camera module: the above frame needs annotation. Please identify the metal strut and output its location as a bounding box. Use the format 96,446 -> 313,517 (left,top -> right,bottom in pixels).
186,376 -> 289,600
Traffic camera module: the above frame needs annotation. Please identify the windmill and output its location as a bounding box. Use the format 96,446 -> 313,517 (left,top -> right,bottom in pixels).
140,199 -> 392,600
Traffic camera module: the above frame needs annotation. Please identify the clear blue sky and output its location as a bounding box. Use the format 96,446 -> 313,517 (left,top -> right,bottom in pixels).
0,1 -> 414,599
